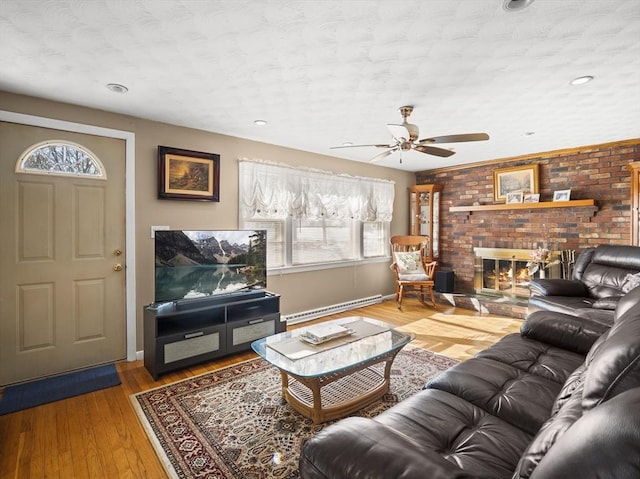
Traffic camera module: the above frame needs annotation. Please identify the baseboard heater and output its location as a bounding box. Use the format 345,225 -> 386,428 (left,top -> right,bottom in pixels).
284,295 -> 383,325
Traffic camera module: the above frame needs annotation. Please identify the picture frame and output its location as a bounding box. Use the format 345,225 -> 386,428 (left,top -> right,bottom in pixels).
506,191 -> 524,204
493,164 -> 539,202
524,193 -> 540,203
553,189 -> 571,202
158,146 -> 220,201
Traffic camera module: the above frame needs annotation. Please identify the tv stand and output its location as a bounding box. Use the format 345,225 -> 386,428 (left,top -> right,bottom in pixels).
144,290 -> 282,379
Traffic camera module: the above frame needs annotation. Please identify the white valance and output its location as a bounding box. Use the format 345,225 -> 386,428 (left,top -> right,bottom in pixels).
239,159 -> 395,222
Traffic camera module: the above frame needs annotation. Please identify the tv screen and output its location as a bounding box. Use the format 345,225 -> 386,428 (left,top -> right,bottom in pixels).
154,230 -> 267,303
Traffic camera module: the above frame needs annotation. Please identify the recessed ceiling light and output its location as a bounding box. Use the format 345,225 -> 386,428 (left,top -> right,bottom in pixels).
106,83 -> 128,94
342,141 -> 354,146
570,75 -> 594,86
524,131 -> 535,136
254,120 -> 267,126
502,0 -> 535,12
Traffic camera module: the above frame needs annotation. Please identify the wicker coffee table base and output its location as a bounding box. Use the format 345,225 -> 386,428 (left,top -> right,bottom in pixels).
278,349 -> 402,424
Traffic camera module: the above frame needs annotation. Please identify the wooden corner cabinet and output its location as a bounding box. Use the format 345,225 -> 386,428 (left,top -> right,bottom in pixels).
409,184 -> 442,261
144,290 -> 282,379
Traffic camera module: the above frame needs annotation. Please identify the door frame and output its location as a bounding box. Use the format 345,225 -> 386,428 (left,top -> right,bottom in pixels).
0,110 -> 137,362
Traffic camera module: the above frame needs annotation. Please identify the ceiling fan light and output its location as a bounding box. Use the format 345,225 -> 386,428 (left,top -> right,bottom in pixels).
502,0 -> 535,12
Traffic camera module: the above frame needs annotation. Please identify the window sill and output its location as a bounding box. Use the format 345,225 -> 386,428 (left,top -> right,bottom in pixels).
267,256 -> 390,276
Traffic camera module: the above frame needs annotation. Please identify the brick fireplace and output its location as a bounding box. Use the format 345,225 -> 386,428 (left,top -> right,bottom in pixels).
474,247 -> 560,298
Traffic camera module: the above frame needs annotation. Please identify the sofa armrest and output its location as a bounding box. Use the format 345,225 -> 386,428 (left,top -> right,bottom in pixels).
529,388 -> 640,479
529,279 -> 588,297
299,417 -> 474,479
521,311 -> 610,355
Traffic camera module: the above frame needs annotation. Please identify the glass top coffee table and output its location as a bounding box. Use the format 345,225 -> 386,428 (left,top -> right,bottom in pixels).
251,316 -> 415,424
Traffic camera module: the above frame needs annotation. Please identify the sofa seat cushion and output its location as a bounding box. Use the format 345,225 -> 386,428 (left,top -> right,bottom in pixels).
299,389 -> 532,479
426,358 -> 561,435
476,334 -> 585,383
527,295 -> 615,324
374,389 -> 533,479
528,295 -> 594,314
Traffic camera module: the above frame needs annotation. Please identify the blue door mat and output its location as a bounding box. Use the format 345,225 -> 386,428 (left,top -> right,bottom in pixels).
0,363 -> 121,415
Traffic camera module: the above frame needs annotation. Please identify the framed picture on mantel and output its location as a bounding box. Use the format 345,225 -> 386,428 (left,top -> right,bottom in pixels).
158,146 -> 220,201
494,164 -> 539,203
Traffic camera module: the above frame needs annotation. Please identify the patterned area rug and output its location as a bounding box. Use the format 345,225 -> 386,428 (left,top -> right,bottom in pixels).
131,346 -> 457,479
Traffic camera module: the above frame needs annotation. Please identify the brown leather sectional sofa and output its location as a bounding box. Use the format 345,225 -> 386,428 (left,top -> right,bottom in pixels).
299,283 -> 640,479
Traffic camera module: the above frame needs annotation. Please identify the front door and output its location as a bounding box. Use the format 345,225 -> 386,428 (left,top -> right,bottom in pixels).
0,122 -> 126,385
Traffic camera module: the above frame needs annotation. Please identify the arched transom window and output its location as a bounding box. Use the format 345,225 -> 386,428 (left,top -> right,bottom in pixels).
15,140 -> 107,179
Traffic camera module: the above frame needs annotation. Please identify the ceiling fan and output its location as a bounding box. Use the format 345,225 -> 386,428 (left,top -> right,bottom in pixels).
331,105 -> 489,163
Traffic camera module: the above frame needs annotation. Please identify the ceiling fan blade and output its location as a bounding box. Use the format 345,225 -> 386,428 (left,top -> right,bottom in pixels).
387,124 -> 410,142
418,133 -> 490,144
330,143 -> 395,149
369,148 -> 397,163
414,145 -> 456,157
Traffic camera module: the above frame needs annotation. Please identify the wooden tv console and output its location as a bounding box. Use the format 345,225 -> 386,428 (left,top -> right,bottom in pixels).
143,290 -> 282,379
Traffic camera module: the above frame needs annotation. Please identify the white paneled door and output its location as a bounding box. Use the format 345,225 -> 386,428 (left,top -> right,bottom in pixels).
0,122 -> 126,385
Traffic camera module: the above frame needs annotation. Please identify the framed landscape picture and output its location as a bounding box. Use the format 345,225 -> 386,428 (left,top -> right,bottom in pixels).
158,146 -> 220,201
493,164 -> 539,202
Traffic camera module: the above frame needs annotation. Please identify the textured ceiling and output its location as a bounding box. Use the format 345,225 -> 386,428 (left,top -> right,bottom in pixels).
1,0 -> 639,172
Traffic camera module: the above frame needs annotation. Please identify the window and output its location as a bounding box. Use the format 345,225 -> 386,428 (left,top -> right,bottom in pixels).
239,160 -> 394,271
15,140 -> 106,179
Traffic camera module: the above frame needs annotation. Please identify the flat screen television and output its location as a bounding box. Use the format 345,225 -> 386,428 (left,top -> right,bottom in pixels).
154,230 -> 267,303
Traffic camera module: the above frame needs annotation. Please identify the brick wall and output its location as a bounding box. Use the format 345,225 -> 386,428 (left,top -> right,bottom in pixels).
416,140 -> 640,294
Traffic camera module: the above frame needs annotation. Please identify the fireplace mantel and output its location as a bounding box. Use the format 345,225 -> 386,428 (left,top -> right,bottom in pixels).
449,199 -> 595,213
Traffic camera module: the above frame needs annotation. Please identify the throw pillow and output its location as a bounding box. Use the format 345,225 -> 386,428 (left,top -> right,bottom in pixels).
621,272 -> 640,293
393,251 -> 426,275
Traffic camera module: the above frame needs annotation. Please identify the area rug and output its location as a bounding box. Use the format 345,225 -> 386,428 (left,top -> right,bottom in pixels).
0,363 -> 121,415
131,346 -> 457,479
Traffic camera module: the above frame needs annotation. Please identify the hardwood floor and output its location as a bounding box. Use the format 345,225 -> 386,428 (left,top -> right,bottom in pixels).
0,299 -> 521,478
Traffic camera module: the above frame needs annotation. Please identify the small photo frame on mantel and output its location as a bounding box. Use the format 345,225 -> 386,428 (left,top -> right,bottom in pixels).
524,193 -> 540,203
158,146 -> 220,201
553,189 -> 571,202
506,191 -> 524,204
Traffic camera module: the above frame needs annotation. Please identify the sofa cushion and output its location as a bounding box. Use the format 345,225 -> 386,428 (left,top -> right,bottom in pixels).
375,389 -> 533,479
476,333 -> 585,381
426,357 -> 561,435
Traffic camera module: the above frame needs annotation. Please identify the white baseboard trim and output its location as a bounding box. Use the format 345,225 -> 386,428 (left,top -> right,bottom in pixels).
284,294 -> 383,325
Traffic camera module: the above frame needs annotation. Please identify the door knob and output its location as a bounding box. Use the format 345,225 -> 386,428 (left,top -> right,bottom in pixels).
113,264 -> 123,272
113,249 -> 122,256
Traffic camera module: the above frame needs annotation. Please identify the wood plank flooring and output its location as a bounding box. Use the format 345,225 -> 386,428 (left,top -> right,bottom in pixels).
0,300 -> 522,478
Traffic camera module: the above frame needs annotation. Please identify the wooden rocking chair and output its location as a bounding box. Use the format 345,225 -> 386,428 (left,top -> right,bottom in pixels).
390,235 -> 438,309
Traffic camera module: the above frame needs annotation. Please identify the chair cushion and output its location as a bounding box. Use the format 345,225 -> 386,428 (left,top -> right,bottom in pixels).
393,251 -> 426,275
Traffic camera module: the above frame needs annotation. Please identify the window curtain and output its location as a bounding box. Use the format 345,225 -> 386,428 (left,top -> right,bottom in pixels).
239,159 -> 395,221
